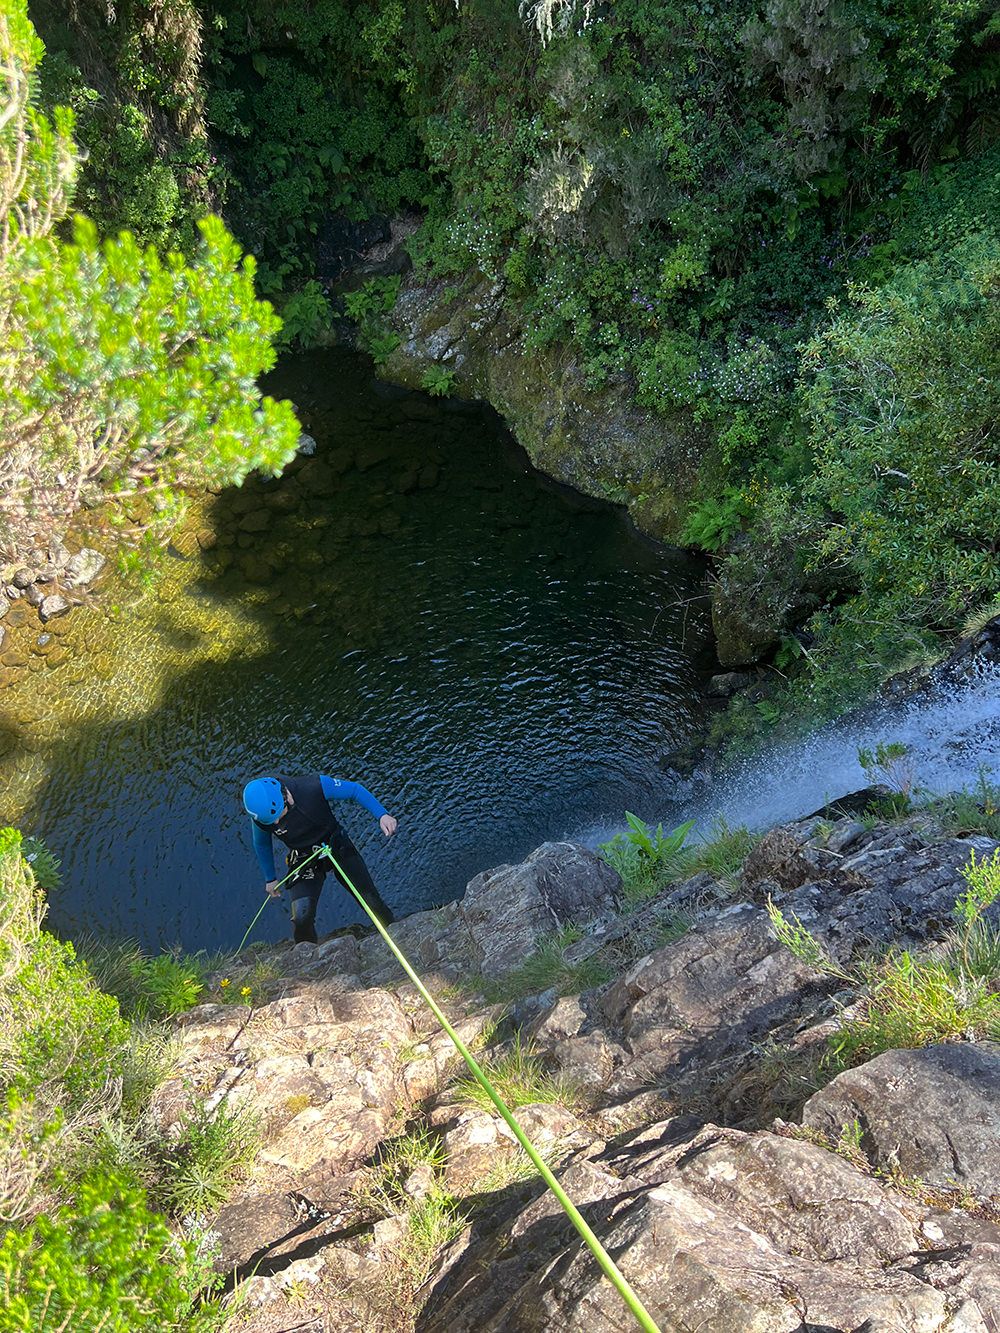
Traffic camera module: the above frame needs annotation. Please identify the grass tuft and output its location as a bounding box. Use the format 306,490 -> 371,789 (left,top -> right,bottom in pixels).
452,1035 -> 580,1114
769,849 -> 1000,1076
475,927 -> 614,1004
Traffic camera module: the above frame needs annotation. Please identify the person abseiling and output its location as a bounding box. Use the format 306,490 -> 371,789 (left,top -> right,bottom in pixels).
242,773 -> 398,944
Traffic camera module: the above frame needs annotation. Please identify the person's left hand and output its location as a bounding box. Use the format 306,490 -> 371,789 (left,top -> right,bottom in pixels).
380,814 -> 398,838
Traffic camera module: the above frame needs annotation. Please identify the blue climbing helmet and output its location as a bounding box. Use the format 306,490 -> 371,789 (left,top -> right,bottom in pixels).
243,777 -> 284,825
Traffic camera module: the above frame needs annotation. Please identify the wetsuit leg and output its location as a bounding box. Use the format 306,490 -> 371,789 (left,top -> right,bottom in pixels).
289,871 -> 324,944
327,835 -> 395,926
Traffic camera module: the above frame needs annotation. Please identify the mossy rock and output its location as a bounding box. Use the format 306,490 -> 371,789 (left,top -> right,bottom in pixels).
240,555 -> 274,584
382,274 -> 709,543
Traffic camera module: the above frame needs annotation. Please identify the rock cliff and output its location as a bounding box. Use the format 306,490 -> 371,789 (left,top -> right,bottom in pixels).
161,815 -> 1000,1332
379,276 -> 709,545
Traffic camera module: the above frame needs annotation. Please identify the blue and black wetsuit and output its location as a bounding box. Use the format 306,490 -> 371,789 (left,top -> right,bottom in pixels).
249,773 -> 395,942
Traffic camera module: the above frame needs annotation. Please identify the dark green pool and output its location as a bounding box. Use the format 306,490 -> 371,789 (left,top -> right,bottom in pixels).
12,351 -> 713,952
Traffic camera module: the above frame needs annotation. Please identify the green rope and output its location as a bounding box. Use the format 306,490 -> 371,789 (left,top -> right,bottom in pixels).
234,845 -> 328,955
320,842 -> 662,1333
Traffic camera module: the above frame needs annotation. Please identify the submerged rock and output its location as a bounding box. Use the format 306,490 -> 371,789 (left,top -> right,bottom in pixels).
62,547 -> 106,587
38,594 -> 71,623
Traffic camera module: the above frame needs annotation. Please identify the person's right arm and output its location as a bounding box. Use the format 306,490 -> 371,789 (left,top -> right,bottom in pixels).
251,822 -> 281,895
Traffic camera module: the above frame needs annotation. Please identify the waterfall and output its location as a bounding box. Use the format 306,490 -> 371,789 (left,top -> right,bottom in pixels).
583,654 -> 1000,848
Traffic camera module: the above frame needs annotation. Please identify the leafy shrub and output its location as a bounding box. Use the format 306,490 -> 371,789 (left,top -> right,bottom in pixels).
0,4 -> 300,562
0,830 -> 130,1110
274,280 -> 333,351
18,839 -> 59,893
599,813 -> 695,904
78,937 -> 205,1022
5,933 -> 130,1108
801,230 -> 1000,644
420,364 -> 456,397
153,1097 -> 261,1217
0,1172 -> 223,1332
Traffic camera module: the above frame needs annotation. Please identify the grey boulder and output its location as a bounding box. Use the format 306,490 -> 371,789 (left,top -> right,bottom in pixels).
804,1042 -> 1000,1196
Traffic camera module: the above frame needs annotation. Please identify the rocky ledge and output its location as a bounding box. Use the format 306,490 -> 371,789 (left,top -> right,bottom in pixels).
159,814 -> 1000,1332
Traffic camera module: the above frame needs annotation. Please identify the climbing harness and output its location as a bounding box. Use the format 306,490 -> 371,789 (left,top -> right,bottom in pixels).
318,841 -> 663,1333
234,844 -> 328,954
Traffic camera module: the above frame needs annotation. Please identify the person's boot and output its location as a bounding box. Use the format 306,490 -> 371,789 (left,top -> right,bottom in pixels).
293,919 -> 318,944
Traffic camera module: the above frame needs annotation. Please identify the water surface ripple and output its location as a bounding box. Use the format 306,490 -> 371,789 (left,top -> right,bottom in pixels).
4,351 -> 713,951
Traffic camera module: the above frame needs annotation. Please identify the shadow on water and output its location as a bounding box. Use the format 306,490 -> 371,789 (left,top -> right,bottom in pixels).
1,350 -> 714,954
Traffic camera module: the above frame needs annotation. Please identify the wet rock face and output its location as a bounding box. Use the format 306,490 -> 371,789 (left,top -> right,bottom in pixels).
380,276 -> 710,543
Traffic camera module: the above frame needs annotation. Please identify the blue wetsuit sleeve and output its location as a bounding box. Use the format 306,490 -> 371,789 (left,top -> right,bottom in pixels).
251,821 -> 276,880
320,774 -> 388,821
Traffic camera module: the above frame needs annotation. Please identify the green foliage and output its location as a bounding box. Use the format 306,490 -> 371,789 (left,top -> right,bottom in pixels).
453,1035 -> 580,1113
273,280 -> 333,352
802,230 -> 1000,640
952,846 -> 1000,928
199,0 -> 437,278
360,1125 -> 447,1216
0,3 -> 300,561
153,1096 -> 261,1217
599,813 -> 694,905
0,831 -> 130,1111
933,777 -> 1000,840
343,275 -> 403,363
78,937 -> 206,1022
400,1193 -> 465,1282
6,933 -> 130,1108
0,820 -> 232,1325
681,489 -> 750,552
829,950 -> 999,1067
30,0 -> 218,252
684,820 -> 759,886
420,364 -> 456,397
19,839 -> 59,893
1,214 -> 300,545
0,1172 -> 223,1332
857,742 -> 917,813
765,899 -> 851,980
768,854 -> 1000,1072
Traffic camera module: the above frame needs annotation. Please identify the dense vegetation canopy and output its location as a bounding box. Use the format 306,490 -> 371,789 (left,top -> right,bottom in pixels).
0,0 -> 300,563
28,0 -> 999,717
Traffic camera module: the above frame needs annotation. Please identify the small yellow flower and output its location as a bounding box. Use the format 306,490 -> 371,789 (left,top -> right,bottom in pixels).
240,986 -> 252,999
220,978 -> 231,989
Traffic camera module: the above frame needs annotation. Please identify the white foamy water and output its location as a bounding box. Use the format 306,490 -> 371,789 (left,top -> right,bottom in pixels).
579,657 -> 1000,849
